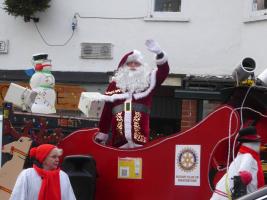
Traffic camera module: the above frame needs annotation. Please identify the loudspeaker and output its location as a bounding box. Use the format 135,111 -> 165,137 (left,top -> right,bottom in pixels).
232,57 -> 256,83
62,155 -> 97,200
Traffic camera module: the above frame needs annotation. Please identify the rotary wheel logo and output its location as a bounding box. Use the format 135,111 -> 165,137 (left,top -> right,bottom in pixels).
177,148 -> 198,172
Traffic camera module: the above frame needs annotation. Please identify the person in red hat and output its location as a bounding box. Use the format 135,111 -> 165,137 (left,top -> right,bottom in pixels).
210,126 -> 264,200
95,39 -> 169,148
10,144 -> 76,200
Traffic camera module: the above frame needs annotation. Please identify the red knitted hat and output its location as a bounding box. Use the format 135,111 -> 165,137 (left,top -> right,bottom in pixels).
117,50 -> 143,68
30,144 -> 56,163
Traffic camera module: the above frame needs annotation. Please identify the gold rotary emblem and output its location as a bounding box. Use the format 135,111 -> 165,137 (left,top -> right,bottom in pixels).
177,148 -> 198,172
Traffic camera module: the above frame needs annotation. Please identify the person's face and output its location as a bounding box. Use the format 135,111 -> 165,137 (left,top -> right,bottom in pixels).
42,148 -> 60,170
126,61 -> 141,71
255,142 -> 261,153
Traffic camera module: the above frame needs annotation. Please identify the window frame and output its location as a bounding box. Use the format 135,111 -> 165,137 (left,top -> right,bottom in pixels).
244,0 -> 267,23
145,0 -> 190,22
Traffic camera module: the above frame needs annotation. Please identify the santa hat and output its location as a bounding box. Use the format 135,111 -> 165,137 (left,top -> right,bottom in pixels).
117,50 -> 144,68
30,144 -> 56,163
237,126 -> 261,143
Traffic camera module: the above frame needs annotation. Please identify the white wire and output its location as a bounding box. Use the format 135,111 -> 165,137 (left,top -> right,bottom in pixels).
210,85 -> 267,193
240,86 -> 253,129
232,85 -> 264,173
208,84 -> 267,192
207,106 -> 239,191
208,105 -> 267,192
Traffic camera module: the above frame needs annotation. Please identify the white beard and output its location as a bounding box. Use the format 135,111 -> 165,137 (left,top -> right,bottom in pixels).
113,64 -> 150,93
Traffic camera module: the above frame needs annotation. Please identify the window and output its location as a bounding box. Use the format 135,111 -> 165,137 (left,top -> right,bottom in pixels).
154,0 -> 181,12
253,0 -> 267,10
145,0 -> 189,22
244,0 -> 267,22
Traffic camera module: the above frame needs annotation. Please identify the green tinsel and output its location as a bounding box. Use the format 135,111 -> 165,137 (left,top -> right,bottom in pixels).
4,0 -> 51,21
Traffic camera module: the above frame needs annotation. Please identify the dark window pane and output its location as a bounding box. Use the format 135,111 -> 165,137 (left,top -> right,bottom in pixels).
154,0 -> 181,12
256,0 -> 267,10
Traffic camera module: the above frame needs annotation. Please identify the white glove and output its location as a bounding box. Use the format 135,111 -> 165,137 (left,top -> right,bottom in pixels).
145,39 -> 162,54
95,132 -> 109,144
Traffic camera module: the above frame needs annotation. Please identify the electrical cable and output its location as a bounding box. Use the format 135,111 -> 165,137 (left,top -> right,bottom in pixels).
74,12 -> 147,20
33,10 -> 147,47
33,22 -> 75,47
239,86 -> 253,129
231,85 -> 265,172
208,85 -> 267,194
207,105 -> 267,192
207,84 -> 267,192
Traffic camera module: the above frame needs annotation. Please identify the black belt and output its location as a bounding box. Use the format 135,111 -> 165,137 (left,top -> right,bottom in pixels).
112,102 -> 150,115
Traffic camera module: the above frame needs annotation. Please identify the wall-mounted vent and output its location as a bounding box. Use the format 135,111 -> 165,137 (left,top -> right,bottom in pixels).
81,43 -> 113,59
0,40 -> 9,54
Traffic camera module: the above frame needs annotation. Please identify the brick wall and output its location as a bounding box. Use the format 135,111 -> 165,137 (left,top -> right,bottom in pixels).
180,99 -> 222,131
180,100 -> 198,131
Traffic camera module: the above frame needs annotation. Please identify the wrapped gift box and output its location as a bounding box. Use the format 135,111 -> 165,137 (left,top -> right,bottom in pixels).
78,92 -> 105,118
4,83 -> 37,111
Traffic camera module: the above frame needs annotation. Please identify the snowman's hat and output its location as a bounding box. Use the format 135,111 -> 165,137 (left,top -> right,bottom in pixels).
32,53 -> 51,71
237,126 -> 261,143
32,53 -> 48,62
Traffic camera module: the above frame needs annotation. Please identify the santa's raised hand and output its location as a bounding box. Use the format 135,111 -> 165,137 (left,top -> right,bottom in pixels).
145,39 -> 162,55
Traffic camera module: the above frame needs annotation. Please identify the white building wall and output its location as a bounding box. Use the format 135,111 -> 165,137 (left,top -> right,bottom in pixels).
0,0 -> 267,76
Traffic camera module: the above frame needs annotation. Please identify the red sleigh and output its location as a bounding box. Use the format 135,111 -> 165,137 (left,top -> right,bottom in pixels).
58,87 -> 267,200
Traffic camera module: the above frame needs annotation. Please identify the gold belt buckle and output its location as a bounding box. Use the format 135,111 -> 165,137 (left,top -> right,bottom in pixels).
124,101 -> 132,112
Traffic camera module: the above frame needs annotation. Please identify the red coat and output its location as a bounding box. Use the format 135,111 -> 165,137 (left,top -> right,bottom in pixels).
99,59 -> 169,147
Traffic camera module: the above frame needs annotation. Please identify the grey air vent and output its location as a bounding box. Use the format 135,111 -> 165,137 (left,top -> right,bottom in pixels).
81,43 -> 113,59
0,40 -> 9,54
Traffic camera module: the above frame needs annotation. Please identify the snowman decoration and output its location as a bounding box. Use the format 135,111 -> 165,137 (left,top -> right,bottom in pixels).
29,53 -> 56,114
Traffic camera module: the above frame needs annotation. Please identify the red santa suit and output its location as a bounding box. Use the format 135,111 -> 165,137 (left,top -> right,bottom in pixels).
210,127 -> 264,200
98,50 -> 169,148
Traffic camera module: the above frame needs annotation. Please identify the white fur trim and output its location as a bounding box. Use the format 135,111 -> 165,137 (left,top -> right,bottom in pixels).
119,141 -> 143,149
156,51 -> 168,66
80,92 -> 130,103
124,100 -> 132,141
95,132 -> 109,142
101,93 -> 130,102
133,69 -> 157,100
126,50 -> 144,65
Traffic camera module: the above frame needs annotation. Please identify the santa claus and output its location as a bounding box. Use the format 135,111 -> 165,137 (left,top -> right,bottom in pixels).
95,39 -> 169,148
210,126 -> 264,199
30,53 -> 56,114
